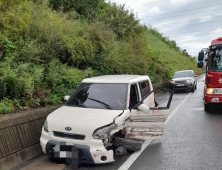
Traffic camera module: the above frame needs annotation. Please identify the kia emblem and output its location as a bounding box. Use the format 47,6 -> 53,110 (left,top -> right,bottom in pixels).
219,78 -> 222,84
65,127 -> 72,131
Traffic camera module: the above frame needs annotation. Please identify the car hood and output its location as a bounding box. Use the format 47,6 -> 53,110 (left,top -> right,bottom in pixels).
172,77 -> 192,81
47,106 -> 122,137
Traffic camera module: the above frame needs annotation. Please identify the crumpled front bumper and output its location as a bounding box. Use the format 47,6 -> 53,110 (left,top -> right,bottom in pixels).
40,128 -> 114,164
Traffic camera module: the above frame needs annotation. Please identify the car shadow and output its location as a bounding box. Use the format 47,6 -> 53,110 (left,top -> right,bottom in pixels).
173,89 -> 190,94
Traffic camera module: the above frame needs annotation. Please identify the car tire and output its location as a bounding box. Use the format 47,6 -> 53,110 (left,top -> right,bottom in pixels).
204,103 -> 211,111
191,86 -> 195,92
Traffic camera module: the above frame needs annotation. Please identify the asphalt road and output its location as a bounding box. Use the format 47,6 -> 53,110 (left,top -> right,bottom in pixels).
16,74 -> 222,170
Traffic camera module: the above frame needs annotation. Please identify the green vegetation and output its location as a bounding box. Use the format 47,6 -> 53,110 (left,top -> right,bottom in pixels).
0,0 -> 201,115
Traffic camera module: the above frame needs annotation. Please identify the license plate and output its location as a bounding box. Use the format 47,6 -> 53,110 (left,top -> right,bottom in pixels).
53,145 -> 82,166
54,145 -> 79,158
177,84 -> 184,86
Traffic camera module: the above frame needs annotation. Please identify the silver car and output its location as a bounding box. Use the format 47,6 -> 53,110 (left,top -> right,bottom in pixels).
169,70 -> 197,92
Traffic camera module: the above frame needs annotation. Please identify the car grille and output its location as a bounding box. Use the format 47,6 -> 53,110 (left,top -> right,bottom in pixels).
53,131 -> 85,140
175,81 -> 185,84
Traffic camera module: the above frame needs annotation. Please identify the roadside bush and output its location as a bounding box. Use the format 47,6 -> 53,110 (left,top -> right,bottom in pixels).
0,98 -> 15,115
44,59 -> 84,99
0,58 -> 44,100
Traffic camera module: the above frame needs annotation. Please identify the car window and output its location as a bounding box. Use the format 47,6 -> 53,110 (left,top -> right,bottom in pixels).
139,81 -> 150,99
66,83 -> 128,110
209,49 -> 222,72
129,84 -> 139,109
173,71 -> 193,78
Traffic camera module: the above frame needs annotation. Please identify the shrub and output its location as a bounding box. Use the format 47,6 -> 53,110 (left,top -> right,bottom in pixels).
0,98 -> 15,115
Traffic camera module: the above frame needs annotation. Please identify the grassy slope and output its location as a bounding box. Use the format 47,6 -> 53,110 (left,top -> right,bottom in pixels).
0,1 -> 202,115
145,32 -> 200,82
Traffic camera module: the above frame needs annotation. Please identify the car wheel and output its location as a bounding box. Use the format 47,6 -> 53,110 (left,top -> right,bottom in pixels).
191,86 -> 195,92
204,103 -> 211,111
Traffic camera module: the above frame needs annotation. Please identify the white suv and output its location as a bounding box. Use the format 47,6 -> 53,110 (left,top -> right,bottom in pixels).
40,75 -> 173,164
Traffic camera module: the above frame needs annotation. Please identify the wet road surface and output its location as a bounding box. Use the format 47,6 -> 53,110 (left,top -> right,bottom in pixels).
16,74 -> 222,170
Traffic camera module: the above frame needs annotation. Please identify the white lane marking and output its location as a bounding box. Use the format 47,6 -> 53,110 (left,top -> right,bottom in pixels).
118,77 -> 205,170
165,92 -> 191,124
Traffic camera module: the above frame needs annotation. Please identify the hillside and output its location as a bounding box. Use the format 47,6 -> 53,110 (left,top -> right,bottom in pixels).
0,0 -> 202,114
144,32 -> 200,82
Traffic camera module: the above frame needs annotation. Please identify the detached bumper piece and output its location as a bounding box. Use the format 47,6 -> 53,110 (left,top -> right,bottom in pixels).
45,140 -> 95,164
113,137 -> 142,153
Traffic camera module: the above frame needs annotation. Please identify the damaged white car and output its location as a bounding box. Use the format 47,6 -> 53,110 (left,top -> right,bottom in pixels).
40,75 -> 173,164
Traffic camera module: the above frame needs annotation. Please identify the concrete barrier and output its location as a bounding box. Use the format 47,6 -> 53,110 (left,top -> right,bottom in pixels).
0,105 -> 61,170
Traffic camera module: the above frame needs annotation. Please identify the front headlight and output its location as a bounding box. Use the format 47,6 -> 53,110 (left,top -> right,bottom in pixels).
92,123 -> 117,140
170,80 -> 175,84
186,79 -> 190,83
206,88 -> 222,94
43,120 -> 48,132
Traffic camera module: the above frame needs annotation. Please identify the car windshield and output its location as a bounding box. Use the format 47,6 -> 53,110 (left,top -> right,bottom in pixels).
66,83 -> 128,110
209,49 -> 222,72
173,71 -> 193,78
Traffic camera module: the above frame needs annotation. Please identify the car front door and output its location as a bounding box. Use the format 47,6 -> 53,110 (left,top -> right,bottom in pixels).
125,83 -> 173,140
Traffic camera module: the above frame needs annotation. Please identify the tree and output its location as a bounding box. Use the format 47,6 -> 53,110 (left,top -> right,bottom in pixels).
48,0 -> 102,20
97,2 -> 145,40
181,49 -> 189,57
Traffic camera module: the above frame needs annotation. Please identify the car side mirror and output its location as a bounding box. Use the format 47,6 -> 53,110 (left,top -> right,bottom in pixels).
198,50 -> 204,61
64,96 -> 70,101
194,75 -> 197,77
138,104 -> 150,114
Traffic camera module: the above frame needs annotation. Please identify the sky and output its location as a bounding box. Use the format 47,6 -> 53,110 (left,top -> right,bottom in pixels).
106,0 -> 222,57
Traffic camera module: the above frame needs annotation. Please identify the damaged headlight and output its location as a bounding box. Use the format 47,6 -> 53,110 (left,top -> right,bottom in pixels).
92,123 -> 117,140
43,120 -> 48,132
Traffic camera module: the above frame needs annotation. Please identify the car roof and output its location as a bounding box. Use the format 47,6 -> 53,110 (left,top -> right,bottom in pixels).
82,75 -> 150,84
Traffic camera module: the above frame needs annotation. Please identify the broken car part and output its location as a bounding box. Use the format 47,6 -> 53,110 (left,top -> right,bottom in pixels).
113,137 -> 142,152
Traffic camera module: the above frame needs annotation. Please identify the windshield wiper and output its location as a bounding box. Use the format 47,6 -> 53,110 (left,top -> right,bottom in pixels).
72,97 -> 87,108
88,98 -> 113,110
